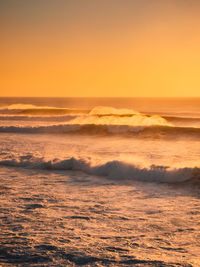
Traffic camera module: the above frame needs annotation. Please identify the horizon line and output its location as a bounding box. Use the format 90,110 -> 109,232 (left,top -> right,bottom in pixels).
1,96 -> 200,99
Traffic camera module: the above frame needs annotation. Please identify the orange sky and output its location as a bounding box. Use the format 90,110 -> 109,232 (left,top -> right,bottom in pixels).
1,0 -> 200,97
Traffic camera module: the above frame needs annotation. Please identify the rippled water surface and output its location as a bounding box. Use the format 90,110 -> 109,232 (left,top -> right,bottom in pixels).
0,98 -> 200,266
1,167 -> 200,266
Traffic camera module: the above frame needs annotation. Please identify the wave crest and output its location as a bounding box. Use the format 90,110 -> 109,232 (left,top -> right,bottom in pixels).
0,156 -> 199,184
89,106 -> 139,116
0,104 -> 55,110
0,104 -> 89,115
69,113 -> 171,127
0,105 -> 170,126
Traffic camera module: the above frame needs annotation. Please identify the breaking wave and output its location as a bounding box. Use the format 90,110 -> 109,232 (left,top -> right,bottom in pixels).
2,105 -> 200,137
1,103 -> 200,124
0,155 -> 199,184
88,106 -> 139,116
68,112 -> 171,127
0,104 -> 168,120
1,104 -> 200,123
0,105 -> 140,116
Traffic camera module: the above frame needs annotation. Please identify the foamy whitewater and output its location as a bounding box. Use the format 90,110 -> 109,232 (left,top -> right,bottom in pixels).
0,97 -> 200,266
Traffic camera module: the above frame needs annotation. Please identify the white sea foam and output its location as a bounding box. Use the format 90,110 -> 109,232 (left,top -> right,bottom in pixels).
68,114 -> 171,127
0,104 -> 89,116
89,106 -> 139,115
0,105 -> 171,126
0,104 -> 60,110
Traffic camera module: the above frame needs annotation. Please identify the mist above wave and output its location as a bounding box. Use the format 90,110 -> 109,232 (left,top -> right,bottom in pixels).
3,104 -> 200,129
0,104 -> 168,123
4,105 -> 200,136
0,105 -> 173,133
89,106 -> 139,116
69,114 -> 171,127
0,104 -> 141,117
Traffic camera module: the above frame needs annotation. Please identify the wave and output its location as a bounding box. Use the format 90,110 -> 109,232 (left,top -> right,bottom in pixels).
0,104 -> 169,120
163,115 -> 200,122
2,105 -> 200,136
0,105 -> 140,116
0,105 -> 138,114
0,115 -> 76,122
0,104 -> 55,110
0,104 -> 89,115
0,156 -> 199,184
0,105 -> 174,135
1,123 -> 200,137
1,104 -> 200,124
69,112 -> 171,126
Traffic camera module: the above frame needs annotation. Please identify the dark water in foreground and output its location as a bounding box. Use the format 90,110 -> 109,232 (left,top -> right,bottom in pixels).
1,166 -> 199,266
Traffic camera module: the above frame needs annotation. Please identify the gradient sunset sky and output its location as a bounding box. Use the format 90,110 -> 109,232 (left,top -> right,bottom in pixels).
1,0 -> 200,97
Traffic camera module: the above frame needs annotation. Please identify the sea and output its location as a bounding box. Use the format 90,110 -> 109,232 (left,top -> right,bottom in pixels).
0,97 -> 199,266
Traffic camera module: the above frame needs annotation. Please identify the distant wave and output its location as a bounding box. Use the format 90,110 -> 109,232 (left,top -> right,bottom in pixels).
2,105 -> 200,135
0,104 -> 163,119
89,106 -> 139,116
0,105 -> 139,116
0,104 -> 89,115
163,116 -> 200,122
0,104 -> 56,110
0,156 -> 199,184
1,104 -> 200,122
0,105 -> 175,136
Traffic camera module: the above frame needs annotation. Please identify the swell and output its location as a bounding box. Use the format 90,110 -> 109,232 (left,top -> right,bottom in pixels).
0,108 -> 89,116
0,104 -> 200,127
0,104 -> 136,116
2,113 -> 200,120
0,156 -> 199,184
0,115 -> 76,122
164,116 -> 200,123
1,124 -> 200,138
2,105 -> 200,136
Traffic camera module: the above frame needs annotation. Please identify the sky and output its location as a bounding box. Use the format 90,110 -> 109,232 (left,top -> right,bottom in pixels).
1,0 -> 200,97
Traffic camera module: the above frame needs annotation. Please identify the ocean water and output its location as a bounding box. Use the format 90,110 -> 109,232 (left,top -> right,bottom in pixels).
0,97 -> 200,266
